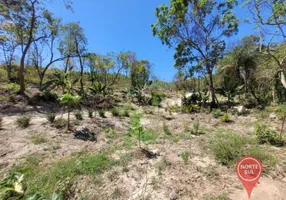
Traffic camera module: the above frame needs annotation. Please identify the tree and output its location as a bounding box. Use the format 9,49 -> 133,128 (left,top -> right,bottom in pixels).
59,22 -> 87,95
152,0 -> 239,107
244,0 -> 286,89
130,59 -> 151,90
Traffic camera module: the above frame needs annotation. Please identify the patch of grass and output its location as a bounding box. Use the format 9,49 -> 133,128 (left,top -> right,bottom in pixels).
212,109 -> 224,118
75,112 -> 83,120
4,83 -> 20,93
16,116 -> 32,128
111,187 -> 121,199
98,110 -> 105,118
111,108 -> 119,117
202,193 -> 230,200
17,153 -> 116,198
31,133 -> 47,144
53,118 -> 67,129
45,113 -> 56,123
191,121 -> 203,135
219,113 -> 232,123
211,129 -> 277,166
163,122 -> 172,135
180,151 -> 189,164
255,123 -> 284,146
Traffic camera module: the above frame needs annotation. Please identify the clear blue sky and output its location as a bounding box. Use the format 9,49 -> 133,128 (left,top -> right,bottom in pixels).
47,0 -> 256,82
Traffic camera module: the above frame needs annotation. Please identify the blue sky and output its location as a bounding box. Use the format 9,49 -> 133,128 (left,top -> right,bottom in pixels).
47,0 -> 256,82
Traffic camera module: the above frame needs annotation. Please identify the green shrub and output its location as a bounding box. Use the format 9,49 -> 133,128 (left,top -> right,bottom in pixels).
0,117 -> 3,130
219,113 -> 231,123
163,122 -> 172,135
111,108 -> 119,117
191,121 -> 200,135
180,151 -> 189,164
75,112 -> 83,120
105,128 -> 116,139
255,124 -> 283,146
98,110 -> 105,118
16,116 -> 32,128
119,109 -> 129,117
53,118 -> 67,129
31,134 -> 47,144
88,109 -> 93,118
45,113 -> 56,123
181,104 -> 200,113
211,129 -> 277,166
150,90 -> 165,107
212,109 -> 223,118
4,83 -> 20,93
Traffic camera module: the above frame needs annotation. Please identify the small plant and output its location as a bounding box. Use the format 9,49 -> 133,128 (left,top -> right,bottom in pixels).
98,110 -> 105,118
16,116 -> 32,128
31,133 -> 47,145
105,128 -> 116,139
0,171 -> 25,199
75,112 -> 83,120
255,124 -> 283,146
45,113 -> 56,123
212,109 -> 224,118
191,121 -> 200,135
111,108 -> 119,117
180,151 -> 189,164
4,83 -> 20,93
163,122 -> 172,135
53,118 -> 67,129
219,113 -> 231,123
0,117 -> 3,130
88,109 -> 93,118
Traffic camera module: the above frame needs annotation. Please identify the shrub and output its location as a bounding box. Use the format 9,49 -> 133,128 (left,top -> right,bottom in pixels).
0,117 -> 3,130
16,116 -> 32,128
53,118 -> 67,129
211,129 -> 277,166
75,112 -> 83,120
88,109 -> 93,118
212,109 -> 223,118
191,121 -> 200,135
180,151 -> 189,164
31,134 -> 47,144
163,122 -> 172,135
45,113 -> 56,123
98,110 -> 105,118
111,108 -> 119,117
4,83 -> 20,93
150,90 -> 165,107
255,124 -> 283,146
219,113 -> 231,123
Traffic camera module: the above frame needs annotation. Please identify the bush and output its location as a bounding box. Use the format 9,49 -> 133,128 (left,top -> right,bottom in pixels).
0,117 -> 3,130
88,109 -> 93,118
211,129 -> 277,166
53,118 -> 67,129
98,110 -> 105,118
212,109 -> 223,118
255,124 -> 283,146
16,116 -> 32,128
111,108 -> 119,117
219,113 -> 231,123
181,104 -> 200,113
75,112 -> 83,120
45,113 -> 56,123
4,83 -> 20,93
150,90 -> 165,107
191,121 -> 200,135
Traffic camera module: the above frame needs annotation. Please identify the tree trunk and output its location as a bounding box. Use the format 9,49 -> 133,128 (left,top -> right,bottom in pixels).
19,53 -> 27,94
207,67 -> 216,108
79,56 -> 84,95
280,71 -> 286,89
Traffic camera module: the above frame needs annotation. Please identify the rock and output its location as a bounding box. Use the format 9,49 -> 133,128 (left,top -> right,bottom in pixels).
73,127 -> 96,142
185,92 -> 193,98
169,191 -> 178,200
269,112 -> 277,119
237,105 -> 245,114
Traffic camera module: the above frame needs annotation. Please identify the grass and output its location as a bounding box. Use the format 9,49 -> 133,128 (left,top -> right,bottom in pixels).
75,112 -> 83,120
16,116 -> 32,128
180,151 -> 189,164
98,110 -> 105,118
202,193 -> 229,200
255,123 -> 284,146
14,153 -> 116,199
219,113 -> 232,123
31,133 -> 47,144
163,122 -> 172,135
45,113 -> 56,123
211,129 -> 277,166
112,107 -> 130,117
53,118 -> 67,129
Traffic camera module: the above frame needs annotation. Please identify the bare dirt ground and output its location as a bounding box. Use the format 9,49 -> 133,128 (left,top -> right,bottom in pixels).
0,100 -> 286,200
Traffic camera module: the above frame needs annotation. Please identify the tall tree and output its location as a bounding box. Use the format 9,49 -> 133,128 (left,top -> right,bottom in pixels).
151,0 -> 239,107
59,22 -> 87,95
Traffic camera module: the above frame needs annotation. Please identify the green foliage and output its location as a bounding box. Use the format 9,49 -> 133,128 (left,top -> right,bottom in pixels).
255,124 -> 283,146
180,151 -> 189,165
150,90 -> 165,107
191,121 -> 201,135
111,107 -> 129,117
57,94 -> 81,106
211,129 -> 277,166
89,81 -> 109,96
0,170 -> 26,199
45,113 -> 56,123
88,109 -> 93,118
75,112 -> 83,120
98,110 -> 105,118
31,134 -> 47,145
4,83 -> 20,93
111,108 -> 119,117
105,128 -> 116,139
219,113 -> 231,123
202,193 -> 230,200
181,104 -> 200,113
212,109 -> 224,118
16,116 -> 32,128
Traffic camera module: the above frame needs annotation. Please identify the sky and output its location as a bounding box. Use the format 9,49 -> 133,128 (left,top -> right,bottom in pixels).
47,0 -> 257,82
